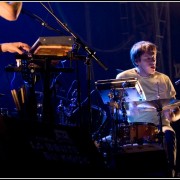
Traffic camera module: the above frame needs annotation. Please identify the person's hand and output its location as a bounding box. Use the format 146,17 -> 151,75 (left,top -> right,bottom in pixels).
128,101 -> 140,116
163,107 -> 180,122
163,109 -> 175,121
0,42 -> 30,54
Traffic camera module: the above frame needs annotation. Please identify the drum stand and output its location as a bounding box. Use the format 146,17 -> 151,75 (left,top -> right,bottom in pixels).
136,98 -> 179,147
95,78 -> 146,150
135,99 -> 165,147
109,89 -> 128,149
156,107 -> 164,147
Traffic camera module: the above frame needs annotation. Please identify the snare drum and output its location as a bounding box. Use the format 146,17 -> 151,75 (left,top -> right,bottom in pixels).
129,122 -> 159,145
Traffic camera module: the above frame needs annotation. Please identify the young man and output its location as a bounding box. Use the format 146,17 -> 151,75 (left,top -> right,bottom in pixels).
116,41 -> 180,177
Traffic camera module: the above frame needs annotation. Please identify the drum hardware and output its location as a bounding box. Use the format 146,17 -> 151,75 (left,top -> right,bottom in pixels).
64,100 -> 77,118
108,88 -> 129,147
135,98 -> 180,147
92,112 -> 108,141
56,96 -> 77,126
95,78 -> 146,149
95,78 -> 146,103
121,98 -> 128,123
95,79 -> 180,149
56,99 -> 66,125
136,98 -> 180,111
55,85 -> 78,126
114,122 -> 160,146
0,108 -> 9,117
108,91 -> 123,147
128,122 -> 160,145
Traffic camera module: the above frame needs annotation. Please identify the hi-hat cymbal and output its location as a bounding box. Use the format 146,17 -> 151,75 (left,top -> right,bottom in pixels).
136,98 -> 180,111
0,93 -> 5,96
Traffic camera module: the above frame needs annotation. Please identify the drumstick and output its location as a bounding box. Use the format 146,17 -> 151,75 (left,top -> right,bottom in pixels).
11,89 -> 21,111
20,86 -> 25,104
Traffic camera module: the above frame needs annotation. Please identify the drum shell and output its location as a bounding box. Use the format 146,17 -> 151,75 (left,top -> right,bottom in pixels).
118,122 -> 159,145
130,122 -> 159,144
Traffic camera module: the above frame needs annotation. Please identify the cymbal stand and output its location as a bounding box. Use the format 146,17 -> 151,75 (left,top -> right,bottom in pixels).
117,88 -> 129,146
85,56 -> 93,134
120,98 -> 128,124
108,89 -> 120,149
120,82 -> 130,124
156,106 -> 164,147
108,88 -> 129,149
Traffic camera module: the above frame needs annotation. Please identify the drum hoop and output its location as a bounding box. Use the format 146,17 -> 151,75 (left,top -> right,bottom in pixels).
129,122 -> 156,126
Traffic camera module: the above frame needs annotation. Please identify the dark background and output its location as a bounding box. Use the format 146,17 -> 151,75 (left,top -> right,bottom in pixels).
0,1 -> 180,176
0,2 -> 180,129
0,2 -> 180,111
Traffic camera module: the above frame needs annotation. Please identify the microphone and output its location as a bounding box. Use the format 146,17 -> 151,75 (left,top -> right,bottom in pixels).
175,79 -> 180,85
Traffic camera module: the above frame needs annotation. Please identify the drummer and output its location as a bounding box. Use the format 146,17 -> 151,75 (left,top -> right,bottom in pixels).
116,41 -> 180,178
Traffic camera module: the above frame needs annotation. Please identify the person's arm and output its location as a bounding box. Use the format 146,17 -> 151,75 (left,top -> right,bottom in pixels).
0,42 -> 30,54
0,2 -> 22,21
164,107 -> 180,122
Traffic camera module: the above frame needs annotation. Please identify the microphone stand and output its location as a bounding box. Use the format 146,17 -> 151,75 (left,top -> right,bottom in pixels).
40,2 -> 108,134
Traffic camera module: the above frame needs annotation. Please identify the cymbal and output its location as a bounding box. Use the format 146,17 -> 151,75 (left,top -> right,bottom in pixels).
116,69 -> 124,73
0,93 -> 5,96
163,99 -> 180,111
136,98 -> 180,111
